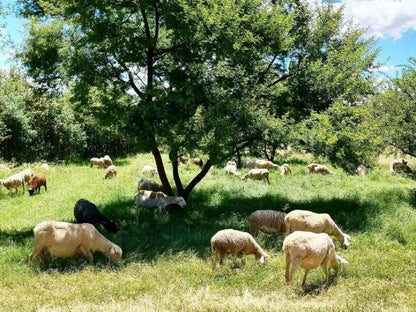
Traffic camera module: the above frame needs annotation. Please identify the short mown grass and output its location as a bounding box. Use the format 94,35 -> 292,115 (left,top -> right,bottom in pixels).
1,154 -> 416,311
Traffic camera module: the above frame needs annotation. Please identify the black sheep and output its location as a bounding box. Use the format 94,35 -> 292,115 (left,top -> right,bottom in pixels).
74,199 -> 117,233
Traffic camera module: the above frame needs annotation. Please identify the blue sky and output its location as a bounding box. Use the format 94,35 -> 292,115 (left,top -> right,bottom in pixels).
1,0 -> 416,76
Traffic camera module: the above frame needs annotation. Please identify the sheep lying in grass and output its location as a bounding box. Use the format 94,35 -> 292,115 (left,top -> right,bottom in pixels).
356,164 -> 368,176
103,165 -> 117,179
241,169 -> 270,184
28,173 -> 47,196
29,221 -> 122,265
390,158 -> 413,174
142,165 -> 158,176
280,163 -> 292,175
307,163 -> 335,175
134,190 -> 186,214
285,209 -> 351,248
248,210 -> 286,237
283,231 -> 348,287
74,199 -> 117,233
0,173 -> 25,194
90,157 -> 105,168
138,178 -> 164,192
210,229 -> 268,272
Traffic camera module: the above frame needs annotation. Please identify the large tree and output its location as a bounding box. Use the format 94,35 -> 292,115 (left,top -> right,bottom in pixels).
17,0 -> 379,198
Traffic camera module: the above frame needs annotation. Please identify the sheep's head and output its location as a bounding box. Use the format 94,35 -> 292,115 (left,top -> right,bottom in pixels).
105,244 -> 122,261
259,254 -> 269,265
175,196 -> 186,208
342,234 -> 351,248
331,254 -> 348,269
28,188 -> 35,196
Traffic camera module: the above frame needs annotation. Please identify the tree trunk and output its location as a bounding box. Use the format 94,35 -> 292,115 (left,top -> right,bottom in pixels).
152,147 -> 174,196
180,159 -> 212,200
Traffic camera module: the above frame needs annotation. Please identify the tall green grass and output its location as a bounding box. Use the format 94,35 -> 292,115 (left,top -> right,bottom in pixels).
1,154 -> 416,311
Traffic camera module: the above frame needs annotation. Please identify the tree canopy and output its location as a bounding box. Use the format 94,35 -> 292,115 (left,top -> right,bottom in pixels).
17,0 -> 380,198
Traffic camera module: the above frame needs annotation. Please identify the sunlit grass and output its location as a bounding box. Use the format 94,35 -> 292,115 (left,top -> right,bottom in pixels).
1,154 -> 416,311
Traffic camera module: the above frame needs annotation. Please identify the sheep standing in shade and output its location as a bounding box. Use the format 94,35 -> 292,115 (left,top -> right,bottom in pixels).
74,199 -> 117,233
307,163 -> 335,175
134,190 -> 186,214
248,210 -> 286,237
28,173 -> 47,196
285,209 -> 351,248
0,173 -> 25,194
29,221 -> 122,265
280,163 -> 292,175
241,169 -> 270,184
142,165 -> 158,176
210,229 -> 268,272
138,178 -> 164,192
283,231 -> 348,287
103,165 -> 117,179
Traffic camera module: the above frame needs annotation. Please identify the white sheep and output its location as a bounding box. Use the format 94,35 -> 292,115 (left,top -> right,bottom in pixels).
226,159 -> 237,167
134,190 -> 186,214
103,165 -> 117,179
253,159 -> 279,170
90,157 -> 105,168
138,178 -> 164,192
356,164 -> 368,176
0,173 -> 25,194
390,158 -> 413,174
40,163 -> 50,171
248,210 -> 286,237
285,209 -> 351,248
210,229 -> 268,272
142,165 -> 158,176
29,221 -> 122,265
223,164 -> 240,177
283,231 -> 348,287
243,158 -> 256,168
18,168 -> 34,186
307,163 -> 335,175
280,163 -> 292,175
241,168 -> 270,184
103,155 -> 113,167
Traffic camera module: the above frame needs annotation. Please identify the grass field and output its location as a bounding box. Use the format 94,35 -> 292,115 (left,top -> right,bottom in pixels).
1,153 -> 416,311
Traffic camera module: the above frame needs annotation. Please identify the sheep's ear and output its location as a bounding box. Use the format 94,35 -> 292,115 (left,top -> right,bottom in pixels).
337,255 -> 348,264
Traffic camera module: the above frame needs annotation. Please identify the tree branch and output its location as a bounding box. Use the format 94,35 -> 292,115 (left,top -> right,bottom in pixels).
387,141 -> 416,158
258,53 -> 278,84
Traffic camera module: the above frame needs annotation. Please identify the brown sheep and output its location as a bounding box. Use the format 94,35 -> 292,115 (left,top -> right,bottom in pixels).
28,173 -> 47,196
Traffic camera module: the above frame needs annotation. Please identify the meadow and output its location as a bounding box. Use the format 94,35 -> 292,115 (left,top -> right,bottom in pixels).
1,153 -> 416,311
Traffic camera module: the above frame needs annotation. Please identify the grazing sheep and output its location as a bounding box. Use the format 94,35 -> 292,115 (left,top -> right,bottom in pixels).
283,231 -> 348,287
210,229 -> 268,272
18,168 -> 34,186
248,210 -> 286,237
307,163 -> 335,175
356,164 -> 368,176
226,159 -> 237,167
74,199 -> 117,233
179,156 -> 203,167
134,190 -> 186,214
29,221 -> 122,265
241,169 -> 270,184
28,173 -> 47,196
243,158 -> 256,168
0,173 -> 25,194
142,165 -> 158,176
103,155 -> 113,168
285,209 -> 351,248
90,157 -> 105,168
103,165 -> 117,179
138,178 -> 164,192
390,158 -> 413,174
280,163 -> 292,175
223,164 -> 240,177
40,163 -> 50,171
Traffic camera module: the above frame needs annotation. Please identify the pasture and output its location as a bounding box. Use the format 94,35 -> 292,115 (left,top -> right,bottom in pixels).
1,154 -> 416,311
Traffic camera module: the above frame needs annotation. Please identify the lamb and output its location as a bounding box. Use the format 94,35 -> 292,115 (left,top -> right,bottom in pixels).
103,155 -> 113,167
390,158 -> 413,174
307,163 -> 335,175
223,164 -> 240,177
0,173 -> 25,194
210,229 -> 268,272
18,168 -> 34,186
29,221 -> 122,265
241,168 -> 270,184
280,163 -> 292,175
138,178 -> 164,192
74,199 -> 117,233
248,210 -> 286,237
356,164 -> 368,176
134,190 -> 186,214
285,209 -> 351,248
103,165 -> 117,179
142,165 -> 158,176
283,231 -> 348,287
90,157 -> 105,168
28,173 -> 47,196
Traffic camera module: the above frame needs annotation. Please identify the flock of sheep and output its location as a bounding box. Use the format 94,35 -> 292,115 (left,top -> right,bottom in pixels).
0,154 -> 414,289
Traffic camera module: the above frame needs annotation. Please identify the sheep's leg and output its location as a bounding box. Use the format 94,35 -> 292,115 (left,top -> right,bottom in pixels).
302,269 -> 310,288
324,264 -> 330,285
285,252 -> 291,284
44,182 -> 47,192
39,250 -> 48,264
79,246 -> 93,263
266,176 -> 270,184
211,254 -> 217,272
287,256 -> 300,285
